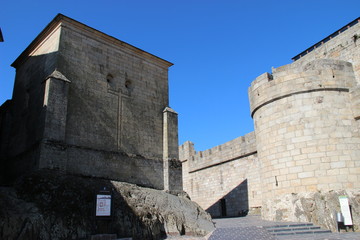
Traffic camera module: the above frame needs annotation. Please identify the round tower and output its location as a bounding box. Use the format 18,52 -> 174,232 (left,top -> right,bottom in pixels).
249,59 -> 360,221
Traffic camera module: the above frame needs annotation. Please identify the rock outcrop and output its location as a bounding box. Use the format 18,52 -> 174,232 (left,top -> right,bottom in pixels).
0,170 -> 214,240
262,190 -> 360,232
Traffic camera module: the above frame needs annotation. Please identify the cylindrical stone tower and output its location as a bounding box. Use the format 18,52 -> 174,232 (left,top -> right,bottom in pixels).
249,59 -> 360,221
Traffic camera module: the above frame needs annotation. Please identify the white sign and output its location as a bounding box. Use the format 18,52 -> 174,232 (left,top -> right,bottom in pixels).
96,194 -> 111,216
339,196 -> 353,225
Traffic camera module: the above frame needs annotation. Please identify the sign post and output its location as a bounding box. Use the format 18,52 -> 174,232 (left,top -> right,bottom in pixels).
96,194 -> 112,217
95,187 -> 113,234
338,196 -> 354,232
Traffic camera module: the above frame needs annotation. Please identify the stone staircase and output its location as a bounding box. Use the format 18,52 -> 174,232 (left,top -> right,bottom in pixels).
264,223 -> 331,237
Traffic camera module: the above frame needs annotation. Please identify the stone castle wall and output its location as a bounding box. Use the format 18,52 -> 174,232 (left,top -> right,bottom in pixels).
181,17 -> 360,227
248,18 -> 360,222
292,18 -> 360,83
179,132 -> 261,217
58,21 -> 171,159
249,58 -> 360,220
0,14 -> 181,191
2,24 -> 62,181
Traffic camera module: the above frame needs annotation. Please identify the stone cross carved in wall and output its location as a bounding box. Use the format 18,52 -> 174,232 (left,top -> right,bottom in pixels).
105,69 -> 135,151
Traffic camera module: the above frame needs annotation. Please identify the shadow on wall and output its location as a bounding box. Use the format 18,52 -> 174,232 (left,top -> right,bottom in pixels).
0,51 -> 166,189
0,52 -> 57,185
206,179 -> 249,218
0,169 -> 167,240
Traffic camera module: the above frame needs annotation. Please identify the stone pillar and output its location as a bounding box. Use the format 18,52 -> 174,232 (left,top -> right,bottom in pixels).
163,107 -> 182,192
39,70 -> 71,171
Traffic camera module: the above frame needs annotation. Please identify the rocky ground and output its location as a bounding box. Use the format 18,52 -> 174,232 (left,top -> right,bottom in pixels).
262,190 -> 360,232
0,170 -> 214,240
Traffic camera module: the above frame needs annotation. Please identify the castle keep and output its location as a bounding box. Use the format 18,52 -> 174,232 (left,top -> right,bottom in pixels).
0,14 -> 181,191
1,13 -> 360,232
180,17 -> 360,229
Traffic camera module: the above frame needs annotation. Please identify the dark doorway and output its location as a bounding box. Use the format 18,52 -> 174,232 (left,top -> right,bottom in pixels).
220,198 -> 227,217
206,179 -> 249,218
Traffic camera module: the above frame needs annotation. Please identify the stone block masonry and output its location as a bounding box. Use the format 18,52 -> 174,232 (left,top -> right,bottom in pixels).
249,58 -> 360,221
180,132 -> 261,217
0,14 -> 181,191
181,17 -> 360,231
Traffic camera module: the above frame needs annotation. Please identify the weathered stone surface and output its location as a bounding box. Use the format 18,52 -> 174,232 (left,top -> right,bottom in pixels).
0,170 -> 214,240
0,14 -> 181,191
262,190 -> 360,232
180,18 -> 360,231
179,133 -> 260,218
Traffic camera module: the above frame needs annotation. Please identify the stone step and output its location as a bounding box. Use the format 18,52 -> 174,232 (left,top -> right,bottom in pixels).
266,223 -> 316,231
274,229 -> 332,236
265,223 -> 331,236
268,226 -> 321,232
266,223 -> 313,229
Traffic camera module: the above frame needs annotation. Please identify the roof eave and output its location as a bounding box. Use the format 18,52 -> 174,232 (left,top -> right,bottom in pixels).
11,14 -> 173,69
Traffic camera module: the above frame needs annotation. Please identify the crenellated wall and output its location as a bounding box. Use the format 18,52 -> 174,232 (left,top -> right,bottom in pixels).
179,132 -> 261,217
181,17 -> 360,227
291,17 -> 360,83
246,17 -> 360,222
249,58 -> 360,221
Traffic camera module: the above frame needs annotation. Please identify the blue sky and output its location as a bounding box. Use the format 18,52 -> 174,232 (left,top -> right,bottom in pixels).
1,1 -> 359,151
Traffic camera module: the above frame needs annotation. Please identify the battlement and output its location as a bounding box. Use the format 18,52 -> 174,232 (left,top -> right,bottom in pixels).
250,54 -> 360,223
249,59 -> 356,118
181,16 -> 360,223
292,17 -> 360,61
291,17 -> 360,83
179,131 -> 256,173
179,132 -> 261,217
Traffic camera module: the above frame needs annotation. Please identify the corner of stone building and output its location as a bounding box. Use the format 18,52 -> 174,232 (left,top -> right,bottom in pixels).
163,106 -> 182,192
179,141 -> 196,161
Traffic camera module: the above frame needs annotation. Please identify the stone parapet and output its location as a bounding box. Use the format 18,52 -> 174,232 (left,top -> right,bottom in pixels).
291,18 -> 360,84
250,57 -> 360,222
180,131 -> 256,173
249,59 -> 356,118
179,132 -> 260,217
180,17 -> 360,228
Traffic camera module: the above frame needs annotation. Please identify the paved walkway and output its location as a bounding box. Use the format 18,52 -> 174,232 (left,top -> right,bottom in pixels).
207,216 -> 360,240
